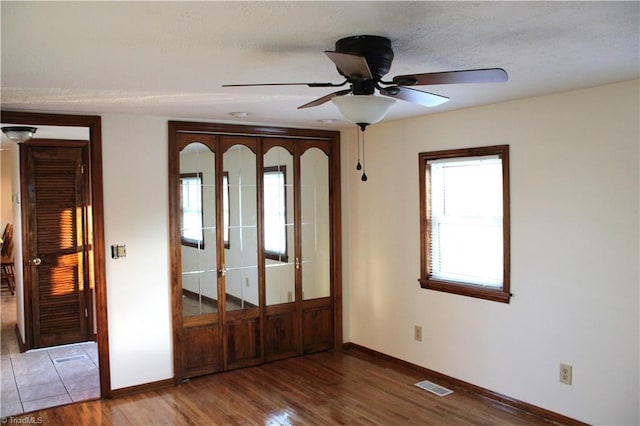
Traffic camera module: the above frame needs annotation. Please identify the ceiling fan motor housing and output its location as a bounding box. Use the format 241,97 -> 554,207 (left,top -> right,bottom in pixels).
335,35 -> 394,81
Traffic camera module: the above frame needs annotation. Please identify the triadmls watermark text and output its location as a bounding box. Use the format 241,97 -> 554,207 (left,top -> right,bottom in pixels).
1,416 -> 44,424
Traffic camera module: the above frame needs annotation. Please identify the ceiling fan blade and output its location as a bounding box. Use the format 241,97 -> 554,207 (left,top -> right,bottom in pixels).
298,89 -> 352,109
324,51 -> 373,80
379,86 -> 449,108
222,82 -> 341,88
392,68 -> 508,86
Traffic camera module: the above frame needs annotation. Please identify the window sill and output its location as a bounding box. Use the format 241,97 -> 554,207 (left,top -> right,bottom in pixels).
182,238 -> 204,249
265,251 -> 289,263
418,278 -> 511,304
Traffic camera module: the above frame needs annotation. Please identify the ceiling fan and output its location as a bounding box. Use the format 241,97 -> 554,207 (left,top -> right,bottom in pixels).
223,35 -> 508,126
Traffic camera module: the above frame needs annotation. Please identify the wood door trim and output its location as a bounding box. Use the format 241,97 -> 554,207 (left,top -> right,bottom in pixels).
293,143 -> 303,355
18,145 -> 32,348
1,111 -> 111,399
168,122 -> 183,383
329,130 -> 343,351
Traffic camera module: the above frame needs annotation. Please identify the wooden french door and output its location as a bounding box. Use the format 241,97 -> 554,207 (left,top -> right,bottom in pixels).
175,133 -> 221,378
170,122 -> 341,382
174,133 -> 263,377
23,141 -> 92,348
220,136 -> 262,370
263,139 -> 334,361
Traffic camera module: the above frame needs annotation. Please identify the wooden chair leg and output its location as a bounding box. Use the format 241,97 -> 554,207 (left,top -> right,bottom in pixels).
7,265 -> 15,295
1,264 -> 15,295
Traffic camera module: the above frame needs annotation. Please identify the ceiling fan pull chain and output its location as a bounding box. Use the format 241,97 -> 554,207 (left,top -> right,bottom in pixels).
361,129 -> 368,182
356,129 -> 362,171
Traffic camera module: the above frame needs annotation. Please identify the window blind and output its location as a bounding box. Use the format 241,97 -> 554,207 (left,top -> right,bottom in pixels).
428,155 -> 503,288
264,168 -> 287,257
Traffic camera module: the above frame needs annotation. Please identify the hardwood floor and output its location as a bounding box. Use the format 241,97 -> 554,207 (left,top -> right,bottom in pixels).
4,350 -> 557,425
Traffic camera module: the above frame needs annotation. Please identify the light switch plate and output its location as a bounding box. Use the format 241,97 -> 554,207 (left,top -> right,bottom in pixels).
111,245 -> 126,259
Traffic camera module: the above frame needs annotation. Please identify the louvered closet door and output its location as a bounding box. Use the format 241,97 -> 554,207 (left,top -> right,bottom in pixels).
25,144 -> 90,348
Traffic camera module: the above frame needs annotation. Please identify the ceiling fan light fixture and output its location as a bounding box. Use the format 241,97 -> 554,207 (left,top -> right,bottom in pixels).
331,95 -> 395,127
1,126 -> 37,143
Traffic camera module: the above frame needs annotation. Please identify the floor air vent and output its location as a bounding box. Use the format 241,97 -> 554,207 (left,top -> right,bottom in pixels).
52,354 -> 88,364
415,380 -> 453,397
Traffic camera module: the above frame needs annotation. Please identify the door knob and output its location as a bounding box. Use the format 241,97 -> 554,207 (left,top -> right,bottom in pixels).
31,258 -> 42,266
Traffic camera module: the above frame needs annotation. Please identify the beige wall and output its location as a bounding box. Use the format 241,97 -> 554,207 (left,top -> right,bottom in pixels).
0,147 -> 14,229
341,79 -> 639,425
1,145 -> 25,342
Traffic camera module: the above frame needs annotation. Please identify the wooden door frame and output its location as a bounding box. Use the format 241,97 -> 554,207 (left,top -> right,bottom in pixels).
1,111 -> 111,399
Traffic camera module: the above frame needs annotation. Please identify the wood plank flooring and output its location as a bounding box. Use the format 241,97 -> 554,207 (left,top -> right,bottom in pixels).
4,350 -> 556,425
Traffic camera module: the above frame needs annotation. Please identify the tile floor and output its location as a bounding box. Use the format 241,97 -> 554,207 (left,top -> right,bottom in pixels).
1,288 -> 100,418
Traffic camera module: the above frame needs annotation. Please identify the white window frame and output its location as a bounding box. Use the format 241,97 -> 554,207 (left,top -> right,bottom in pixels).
263,166 -> 288,262
180,172 -> 205,249
223,172 -> 230,249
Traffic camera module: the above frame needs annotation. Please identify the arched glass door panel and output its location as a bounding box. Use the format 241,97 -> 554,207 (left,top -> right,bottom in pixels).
179,142 -> 217,317
223,144 -> 258,311
264,146 -> 295,306
300,148 -> 330,300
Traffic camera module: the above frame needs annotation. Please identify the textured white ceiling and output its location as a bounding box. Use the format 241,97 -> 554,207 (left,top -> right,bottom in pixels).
1,1 -> 638,130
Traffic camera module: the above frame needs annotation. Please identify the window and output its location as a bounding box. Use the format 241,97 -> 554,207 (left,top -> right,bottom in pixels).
264,166 -> 288,261
419,145 -> 510,303
223,172 -> 230,249
180,173 -> 205,249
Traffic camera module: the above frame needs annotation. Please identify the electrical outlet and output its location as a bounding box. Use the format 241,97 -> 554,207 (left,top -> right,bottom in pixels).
414,325 -> 422,342
559,363 -> 572,385
287,291 -> 293,302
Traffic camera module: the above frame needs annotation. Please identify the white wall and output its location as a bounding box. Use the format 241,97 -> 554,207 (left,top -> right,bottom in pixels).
102,114 -> 173,390
342,80 -> 639,425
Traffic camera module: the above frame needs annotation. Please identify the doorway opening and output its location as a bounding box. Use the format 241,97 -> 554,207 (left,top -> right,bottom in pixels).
0,111 -> 110,417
